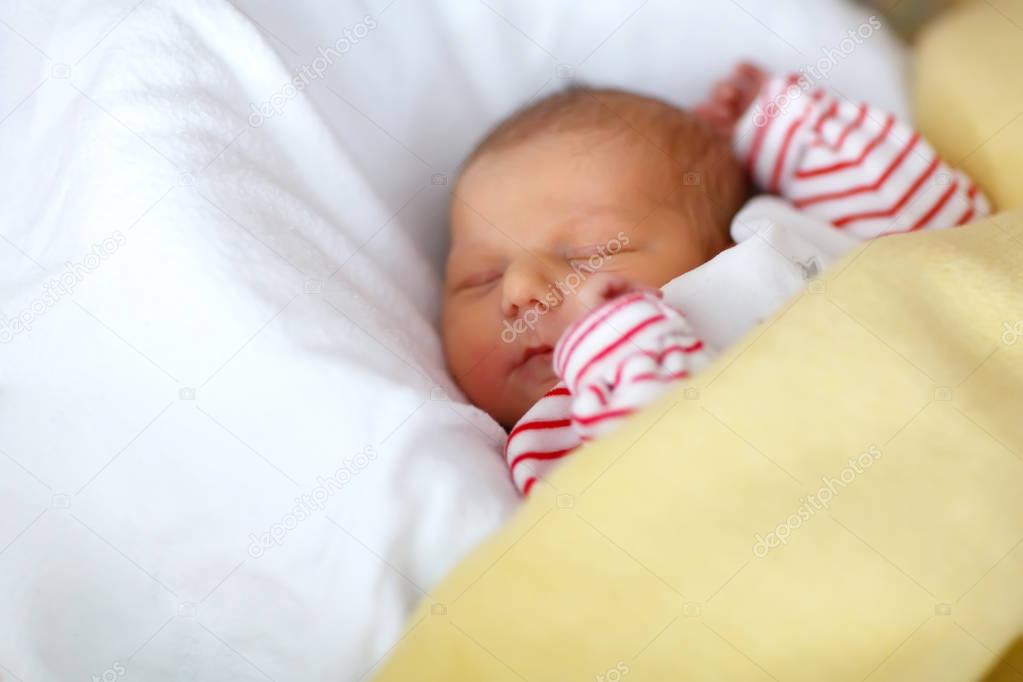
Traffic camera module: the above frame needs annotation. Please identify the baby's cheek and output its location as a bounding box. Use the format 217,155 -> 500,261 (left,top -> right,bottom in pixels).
640,242 -> 708,286
450,313 -> 506,386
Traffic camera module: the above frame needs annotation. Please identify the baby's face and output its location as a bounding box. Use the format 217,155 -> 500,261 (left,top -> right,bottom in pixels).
443,130 -> 724,428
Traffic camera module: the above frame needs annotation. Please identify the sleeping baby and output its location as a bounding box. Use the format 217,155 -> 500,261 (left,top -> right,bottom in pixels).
442,62 -> 989,495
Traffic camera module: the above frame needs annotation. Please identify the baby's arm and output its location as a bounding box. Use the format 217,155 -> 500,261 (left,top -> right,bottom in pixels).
700,64 -> 990,237
504,383 -> 578,496
504,292 -> 712,495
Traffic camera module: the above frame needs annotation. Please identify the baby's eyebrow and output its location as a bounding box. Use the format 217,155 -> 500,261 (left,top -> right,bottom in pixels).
447,238 -> 502,264
550,206 -> 630,233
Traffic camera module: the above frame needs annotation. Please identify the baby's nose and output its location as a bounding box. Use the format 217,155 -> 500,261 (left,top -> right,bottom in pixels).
500,261 -> 551,319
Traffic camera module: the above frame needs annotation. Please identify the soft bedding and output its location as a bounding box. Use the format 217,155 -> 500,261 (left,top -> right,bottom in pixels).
0,0 -> 911,679
914,0 -> 1023,211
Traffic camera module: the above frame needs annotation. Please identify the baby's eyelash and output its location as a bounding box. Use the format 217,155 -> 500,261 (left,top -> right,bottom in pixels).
565,245 -> 632,261
564,247 -> 599,260
460,270 -> 503,290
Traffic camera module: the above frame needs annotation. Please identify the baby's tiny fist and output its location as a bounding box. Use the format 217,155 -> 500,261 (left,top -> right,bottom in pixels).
695,61 -> 769,138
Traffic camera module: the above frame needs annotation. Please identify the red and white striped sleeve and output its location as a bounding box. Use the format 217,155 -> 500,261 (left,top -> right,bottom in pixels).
504,384 -> 579,496
504,293 -> 713,495
733,74 -> 990,237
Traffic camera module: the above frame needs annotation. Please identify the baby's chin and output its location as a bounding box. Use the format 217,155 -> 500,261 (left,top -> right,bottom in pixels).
496,369 -> 560,429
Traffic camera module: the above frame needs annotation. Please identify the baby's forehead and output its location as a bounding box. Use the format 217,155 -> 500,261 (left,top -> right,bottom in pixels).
449,161 -> 668,266
454,127 -> 676,212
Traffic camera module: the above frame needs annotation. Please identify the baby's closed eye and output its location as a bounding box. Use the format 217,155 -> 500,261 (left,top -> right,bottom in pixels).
564,244 -> 609,261
560,228 -> 635,262
566,243 -> 634,256
458,269 -> 503,290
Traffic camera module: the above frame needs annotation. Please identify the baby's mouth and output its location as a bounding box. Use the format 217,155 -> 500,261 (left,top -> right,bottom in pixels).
513,344 -> 554,372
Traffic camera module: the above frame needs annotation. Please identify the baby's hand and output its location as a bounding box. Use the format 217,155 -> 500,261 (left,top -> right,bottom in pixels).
694,62 -> 768,138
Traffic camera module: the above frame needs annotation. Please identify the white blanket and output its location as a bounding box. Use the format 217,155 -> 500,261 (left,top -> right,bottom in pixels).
0,1 -> 908,679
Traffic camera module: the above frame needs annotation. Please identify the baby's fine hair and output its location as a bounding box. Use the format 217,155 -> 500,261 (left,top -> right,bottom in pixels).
461,84 -> 749,230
